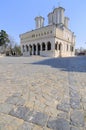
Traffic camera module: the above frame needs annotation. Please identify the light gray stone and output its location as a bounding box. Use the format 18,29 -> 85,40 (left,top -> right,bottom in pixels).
0,103 -> 14,114
12,92 -> 22,97
0,123 -> 5,130
81,97 -> 86,103
5,95 -> 25,106
70,126 -> 80,130
83,103 -> 86,110
17,122 -> 33,130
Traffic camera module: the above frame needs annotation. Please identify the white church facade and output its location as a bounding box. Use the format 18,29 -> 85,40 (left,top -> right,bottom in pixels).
20,6 -> 76,57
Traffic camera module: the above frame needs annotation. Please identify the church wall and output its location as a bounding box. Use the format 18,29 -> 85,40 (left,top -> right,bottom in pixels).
40,50 -> 55,57
54,36 -> 75,57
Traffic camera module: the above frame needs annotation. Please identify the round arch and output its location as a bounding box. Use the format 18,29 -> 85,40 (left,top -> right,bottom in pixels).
42,42 -> 45,51
47,41 -> 51,50
37,43 -> 41,55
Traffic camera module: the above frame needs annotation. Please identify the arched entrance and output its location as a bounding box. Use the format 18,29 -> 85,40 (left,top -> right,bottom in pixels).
47,42 -> 51,50
42,42 -> 45,51
33,44 -> 36,55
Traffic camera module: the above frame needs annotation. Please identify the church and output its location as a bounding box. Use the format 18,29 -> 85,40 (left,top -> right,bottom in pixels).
20,6 -> 76,57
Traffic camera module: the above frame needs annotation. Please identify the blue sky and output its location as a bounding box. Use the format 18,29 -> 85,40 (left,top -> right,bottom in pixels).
0,0 -> 86,49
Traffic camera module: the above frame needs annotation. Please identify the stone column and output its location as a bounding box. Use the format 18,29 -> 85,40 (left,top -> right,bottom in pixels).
45,43 -> 47,51
36,45 -> 38,55
40,44 -> 42,51
21,45 -> 23,53
24,45 -> 26,52
32,45 -> 34,55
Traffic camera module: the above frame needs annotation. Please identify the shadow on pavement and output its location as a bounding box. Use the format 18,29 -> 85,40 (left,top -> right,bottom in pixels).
31,56 -> 86,72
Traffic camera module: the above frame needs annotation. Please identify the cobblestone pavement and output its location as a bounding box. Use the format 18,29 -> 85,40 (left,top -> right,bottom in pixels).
0,56 -> 86,130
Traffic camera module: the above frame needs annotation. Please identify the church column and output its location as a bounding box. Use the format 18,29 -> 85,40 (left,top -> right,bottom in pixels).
21,45 -> 24,53
36,44 -> 38,55
45,43 -> 47,51
24,45 -> 26,52
62,44 -> 64,52
32,45 -> 34,55
40,44 -> 42,51
28,44 -> 30,55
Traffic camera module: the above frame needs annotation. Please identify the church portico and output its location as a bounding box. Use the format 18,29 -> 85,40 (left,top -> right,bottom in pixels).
22,40 -> 53,57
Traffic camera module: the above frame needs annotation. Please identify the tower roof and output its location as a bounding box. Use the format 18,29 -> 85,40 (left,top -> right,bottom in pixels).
53,6 -> 65,12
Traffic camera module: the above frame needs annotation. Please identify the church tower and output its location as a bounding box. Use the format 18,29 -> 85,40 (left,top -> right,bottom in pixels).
48,7 -> 65,25
35,16 -> 44,29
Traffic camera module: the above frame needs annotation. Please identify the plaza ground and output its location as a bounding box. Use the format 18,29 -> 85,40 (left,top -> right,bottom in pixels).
0,56 -> 86,130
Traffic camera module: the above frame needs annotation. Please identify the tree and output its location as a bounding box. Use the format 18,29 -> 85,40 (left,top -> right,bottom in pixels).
13,44 -> 22,56
0,30 -> 10,46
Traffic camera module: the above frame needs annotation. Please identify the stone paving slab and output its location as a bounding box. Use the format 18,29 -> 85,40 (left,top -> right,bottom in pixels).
0,56 -> 86,130
0,103 -> 14,114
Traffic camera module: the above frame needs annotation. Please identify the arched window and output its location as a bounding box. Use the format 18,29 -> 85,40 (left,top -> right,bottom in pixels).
42,42 -> 45,51
47,42 -> 51,50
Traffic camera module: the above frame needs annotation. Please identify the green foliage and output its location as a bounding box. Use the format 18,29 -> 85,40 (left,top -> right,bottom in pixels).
0,30 -> 10,46
0,30 -> 22,56
13,45 -> 22,56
